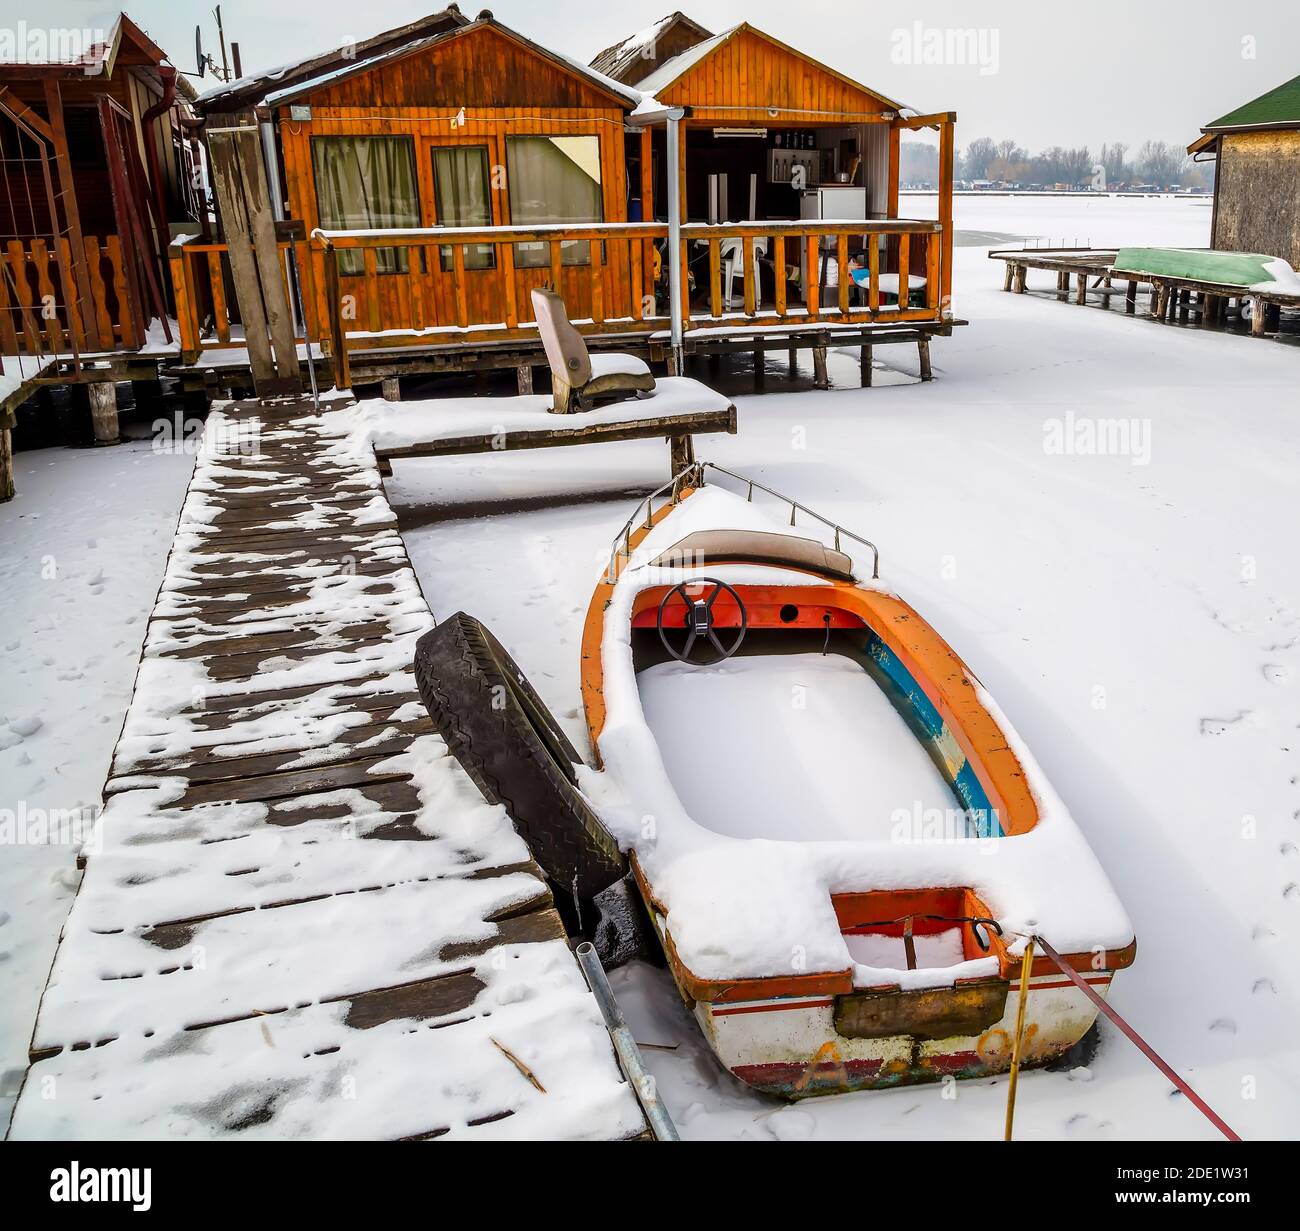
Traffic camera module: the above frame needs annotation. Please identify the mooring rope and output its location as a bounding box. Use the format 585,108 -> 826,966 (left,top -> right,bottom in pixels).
1005,932 -> 1241,1142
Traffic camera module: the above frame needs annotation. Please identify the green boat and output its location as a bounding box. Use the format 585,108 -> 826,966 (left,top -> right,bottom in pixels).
1112,247 -> 1298,291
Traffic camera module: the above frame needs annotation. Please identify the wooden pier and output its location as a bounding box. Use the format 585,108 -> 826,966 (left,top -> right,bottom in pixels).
990,246 -> 1298,337
8,395 -> 645,1140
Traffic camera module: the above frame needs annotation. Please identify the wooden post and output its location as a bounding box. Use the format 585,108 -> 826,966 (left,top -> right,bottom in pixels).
918,335 -> 933,381
1200,293 -> 1216,329
381,377 -> 401,402
88,380 -> 119,445
0,424 -> 13,502
1125,280 -> 1137,314
938,117 -> 954,314
1056,270 -> 1068,301
753,337 -> 765,386
1075,273 -> 1087,306
860,344 -> 873,386
812,343 -> 829,389
1012,263 -> 1026,293
668,432 -> 695,477
1149,283 -> 1165,320
1250,296 -> 1266,337
516,364 -> 534,395
1003,262 -> 1014,292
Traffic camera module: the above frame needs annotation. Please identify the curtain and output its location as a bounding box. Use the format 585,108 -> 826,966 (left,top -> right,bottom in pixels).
431,145 -> 493,271
311,136 -> 418,274
506,136 -> 603,268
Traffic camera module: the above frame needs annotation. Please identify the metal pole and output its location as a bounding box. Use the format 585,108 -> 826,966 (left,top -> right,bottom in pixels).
1003,937 -> 1035,1141
575,942 -> 679,1141
665,110 -> 685,375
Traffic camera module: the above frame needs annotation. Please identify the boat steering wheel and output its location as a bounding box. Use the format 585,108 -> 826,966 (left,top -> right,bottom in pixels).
656,578 -> 747,665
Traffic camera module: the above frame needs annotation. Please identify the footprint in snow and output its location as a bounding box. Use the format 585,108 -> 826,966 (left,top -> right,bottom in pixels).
1263,664 -> 1290,684
1282,842 -> 1298,857
1200,714 -> 1248,736
1208,1018 -> 1236,1035
765,1108 -> 816,1140
1283,882 -> 1299,902
1252,978 -> 1276,995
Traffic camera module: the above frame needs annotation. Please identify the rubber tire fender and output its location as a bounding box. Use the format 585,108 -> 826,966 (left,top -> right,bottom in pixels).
414,612 -> 626,900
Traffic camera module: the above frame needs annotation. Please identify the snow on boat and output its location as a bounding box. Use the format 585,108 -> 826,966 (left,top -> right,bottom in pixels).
579,467 -> 1136,1097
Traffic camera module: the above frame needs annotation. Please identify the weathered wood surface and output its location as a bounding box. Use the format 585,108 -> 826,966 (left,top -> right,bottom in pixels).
8,397 -> 644,1141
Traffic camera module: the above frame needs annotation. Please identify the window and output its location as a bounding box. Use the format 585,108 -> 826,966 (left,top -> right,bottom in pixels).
311,136 -> 418,274
431,145 -> 494,271
505,136 -> 602,268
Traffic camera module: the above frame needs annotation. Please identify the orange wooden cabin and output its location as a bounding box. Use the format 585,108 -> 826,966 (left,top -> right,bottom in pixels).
0,13 -> 201,367
177,7 -> 956,387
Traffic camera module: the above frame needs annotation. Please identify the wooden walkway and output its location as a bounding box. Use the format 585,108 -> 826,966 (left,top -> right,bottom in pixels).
8,396 -> 645,1140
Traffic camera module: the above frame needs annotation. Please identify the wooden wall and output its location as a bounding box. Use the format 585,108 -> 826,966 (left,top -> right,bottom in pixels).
653,27 -> 896,124
275,24 -> 634,336
1213,130 -> 1300,268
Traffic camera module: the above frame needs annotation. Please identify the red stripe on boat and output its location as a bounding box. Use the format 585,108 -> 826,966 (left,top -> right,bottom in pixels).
711,999 -> 835,1017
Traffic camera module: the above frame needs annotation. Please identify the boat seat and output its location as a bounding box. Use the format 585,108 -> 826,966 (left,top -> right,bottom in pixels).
649,529 -> 856,582
531,287 -> 656,413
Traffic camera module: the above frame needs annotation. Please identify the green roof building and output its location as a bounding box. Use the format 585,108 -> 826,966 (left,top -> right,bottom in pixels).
1190,74 -> 1300,266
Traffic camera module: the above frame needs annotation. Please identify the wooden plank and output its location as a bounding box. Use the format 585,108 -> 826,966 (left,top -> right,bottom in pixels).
104,236 -> 137,348
206,127 -> 279,388
31,240 -> 65,354
837,233 -> 850,315
772,234 -> 786,317
743,235 -> 756,317
898,233 -> 910,311
709,239 -> 722,317
207,250 -> 231,343
375,406 -> 737,459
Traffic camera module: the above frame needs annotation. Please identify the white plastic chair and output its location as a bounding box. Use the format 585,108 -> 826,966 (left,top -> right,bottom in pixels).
721,237 -> 768,311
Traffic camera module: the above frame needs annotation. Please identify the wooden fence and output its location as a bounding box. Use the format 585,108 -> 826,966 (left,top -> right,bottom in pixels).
0,235 -> 139,356
169,218 -> 948,368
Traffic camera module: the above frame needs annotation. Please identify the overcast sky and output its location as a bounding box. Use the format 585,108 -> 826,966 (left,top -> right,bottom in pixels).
19,0 -> 1300,150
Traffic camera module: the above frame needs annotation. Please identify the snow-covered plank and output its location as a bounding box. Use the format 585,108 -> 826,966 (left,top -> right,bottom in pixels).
11,397 -> 644,1140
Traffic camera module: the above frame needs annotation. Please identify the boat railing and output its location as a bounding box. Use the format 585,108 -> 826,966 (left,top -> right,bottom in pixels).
698,463 -> 880,580
606,461 -> 879,582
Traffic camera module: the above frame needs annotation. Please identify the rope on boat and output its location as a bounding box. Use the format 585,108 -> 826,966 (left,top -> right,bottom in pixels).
1018,933 -> 1242,1142
1003,937 -> 1035,1141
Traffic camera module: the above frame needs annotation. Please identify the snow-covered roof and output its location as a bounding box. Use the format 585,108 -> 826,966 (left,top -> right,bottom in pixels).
195,6 -> 469,112
589,11 -> 714,85
211,13 -> 640,113
632,25 -> 737,96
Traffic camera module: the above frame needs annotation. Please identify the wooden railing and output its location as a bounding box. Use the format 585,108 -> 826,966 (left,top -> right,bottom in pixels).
169,217 -> 947,368
0,235 -> 138,356
169,235 -> 313,361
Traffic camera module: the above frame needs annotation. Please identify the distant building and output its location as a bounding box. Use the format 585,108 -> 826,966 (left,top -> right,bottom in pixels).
1190,73 -> 1300,265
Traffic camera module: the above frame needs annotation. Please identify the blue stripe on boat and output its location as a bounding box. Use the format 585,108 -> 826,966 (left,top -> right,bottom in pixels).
866,634 -> 1004,838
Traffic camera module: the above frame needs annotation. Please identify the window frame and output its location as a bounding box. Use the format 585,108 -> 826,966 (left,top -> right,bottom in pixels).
504,133 -> 605,269
429,140 -> 497,273
310,133 -> 420,277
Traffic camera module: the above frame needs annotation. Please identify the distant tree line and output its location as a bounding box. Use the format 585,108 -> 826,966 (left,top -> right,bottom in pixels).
899,137 -> 1213,190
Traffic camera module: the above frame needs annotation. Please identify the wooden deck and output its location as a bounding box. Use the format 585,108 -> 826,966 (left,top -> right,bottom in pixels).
989,246 -> 1299,336
7,395 -> 645,1140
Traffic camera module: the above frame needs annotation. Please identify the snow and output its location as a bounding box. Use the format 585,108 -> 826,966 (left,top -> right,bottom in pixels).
588,353 -> 652,379
636,653 -> 958,843
5,189 -> 1297,1140
394,192 -> 1299,1139
0,439 -> 195,1130
317,376 -> 733,456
